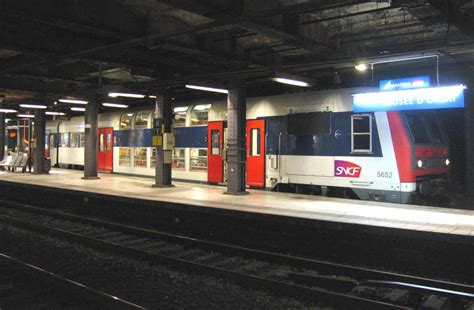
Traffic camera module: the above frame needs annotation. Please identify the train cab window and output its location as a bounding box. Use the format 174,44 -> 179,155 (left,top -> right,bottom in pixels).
134,111 -> 151,129
60,133 -> 70,148
70,133 -> 79,148
190,148 -> 208,171
191,104 -> 211,126
211,130 -> 220,155
250,128 -> 260,156
120,113 -> 133,130
404,111 -> 431,144
173,107 -> 188,127
119,148 -> 132,167
134,148 -> 147,167
172,148 -> 185,170
351,114 -> 372,153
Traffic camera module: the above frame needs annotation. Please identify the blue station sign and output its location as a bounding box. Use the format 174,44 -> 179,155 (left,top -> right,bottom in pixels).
353,85 -> 466,113
379,76 -> 430,91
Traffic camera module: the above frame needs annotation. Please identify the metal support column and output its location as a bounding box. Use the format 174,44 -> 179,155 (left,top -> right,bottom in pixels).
152,89 -> 173,187
33,110 -> 46,174
225,79 -> 248,195
83,98 -> 99,179
465,78 -> 474,196
0,113 -> 5,160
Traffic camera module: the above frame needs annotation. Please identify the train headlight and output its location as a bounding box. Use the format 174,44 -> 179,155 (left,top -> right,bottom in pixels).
417,159 -> 424,169
444,158 -> 450,167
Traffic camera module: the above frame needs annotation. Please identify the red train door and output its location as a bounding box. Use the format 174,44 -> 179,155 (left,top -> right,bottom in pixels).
98,128 -> 113,172
246,119 -> 265,187
208,121 -> 224,183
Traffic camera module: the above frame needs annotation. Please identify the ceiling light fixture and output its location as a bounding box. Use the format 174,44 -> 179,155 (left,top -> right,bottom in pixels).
185,84 -> 228,94
270,72 -> 313,87
108,92 -> 145,98
271,77 -> 310,87
71,107 -> 86,112
148,95 -> 157,99
19,104 -> 47,109
355,63 -> 368,72
17,114 -> 35,118
102,103 -> 129,108
58,99 -> 89,104
46,111 -> 66,116
0,109 -> 18,113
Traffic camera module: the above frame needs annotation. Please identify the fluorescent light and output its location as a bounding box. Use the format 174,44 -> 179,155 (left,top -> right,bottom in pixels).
102,103 -> 129,108
149,95 -> 157,99
174,106 -> 188,113
71,107 -> 86,112
0,109 -> 17,113
193,104 -> 211,111
17,114 -> 35,118
20,104 -> 47,109
108,92 -> 145,98
46,111 -> 66,116
271,77 -> 310,87
59,99 -> 89,104
185,84 -> 228,94
355,63 -> 368,72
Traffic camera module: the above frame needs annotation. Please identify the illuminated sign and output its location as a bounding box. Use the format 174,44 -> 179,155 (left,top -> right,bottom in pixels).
353,85 -> 466,113
379,76 -> 430,91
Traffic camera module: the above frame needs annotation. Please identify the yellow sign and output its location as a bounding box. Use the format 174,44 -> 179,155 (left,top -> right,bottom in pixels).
152,135 -> 163,147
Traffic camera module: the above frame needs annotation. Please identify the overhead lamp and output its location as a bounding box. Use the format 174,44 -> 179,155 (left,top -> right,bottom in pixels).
108,92 -> 145,98
59,99 -> 89,105
270,72 -> 312,87
149,95 -> 157,99
71,107 -> 86,112
46,111 -> 66,116
17,114 -> 35,118
193,104 -> 211,111
355,63 -> 368,72
19,104 -> 47,109
185,84 -> 228,94
0,109 -> 17,113
102,103 -> 129,108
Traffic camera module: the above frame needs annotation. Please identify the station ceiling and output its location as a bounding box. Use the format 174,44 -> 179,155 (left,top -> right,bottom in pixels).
0,0 -> 473,112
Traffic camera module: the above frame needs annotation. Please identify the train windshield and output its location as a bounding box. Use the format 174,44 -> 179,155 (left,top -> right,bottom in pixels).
404,111 -> 446,145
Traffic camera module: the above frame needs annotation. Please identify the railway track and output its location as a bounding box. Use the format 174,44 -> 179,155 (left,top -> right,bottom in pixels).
0,200 -> 473,310
0,252 -> 145,309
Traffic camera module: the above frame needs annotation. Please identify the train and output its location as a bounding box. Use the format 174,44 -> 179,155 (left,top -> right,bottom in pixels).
42,87 -> 450,204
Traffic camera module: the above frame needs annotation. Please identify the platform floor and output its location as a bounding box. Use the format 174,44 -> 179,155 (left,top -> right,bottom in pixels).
0,169 -> 473,237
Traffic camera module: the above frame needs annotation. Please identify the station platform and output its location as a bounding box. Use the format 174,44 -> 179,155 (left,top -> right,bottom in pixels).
0,168 -> 472,239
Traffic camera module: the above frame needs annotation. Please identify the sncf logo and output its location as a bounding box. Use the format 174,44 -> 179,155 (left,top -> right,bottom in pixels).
335,160 -> 362,178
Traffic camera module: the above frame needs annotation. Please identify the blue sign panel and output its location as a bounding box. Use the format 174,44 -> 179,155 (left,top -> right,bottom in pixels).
353,85 -> 466,113
379,76 -> 430,91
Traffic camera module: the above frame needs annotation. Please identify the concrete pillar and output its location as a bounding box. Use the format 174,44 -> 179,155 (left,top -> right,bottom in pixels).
465,78 -> 474,195
83,99 -> 99,179
0,113 -> 5,159
225,79 -> 248,195
152,89 -> 173,187
33,110 -> 46,174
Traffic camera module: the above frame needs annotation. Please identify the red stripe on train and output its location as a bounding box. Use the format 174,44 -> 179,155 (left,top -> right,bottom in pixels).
387,111 -> 415,182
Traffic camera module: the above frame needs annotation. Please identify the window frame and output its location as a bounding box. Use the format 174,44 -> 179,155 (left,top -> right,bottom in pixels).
351,114 -> 373,154
190,104 -> 211,126
120,113 -> 134,130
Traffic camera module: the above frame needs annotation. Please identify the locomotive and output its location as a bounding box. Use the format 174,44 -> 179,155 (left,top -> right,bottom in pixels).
45,87 -> 450,204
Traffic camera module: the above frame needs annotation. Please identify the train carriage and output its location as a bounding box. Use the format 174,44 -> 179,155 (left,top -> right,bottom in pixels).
45,87 -> 449,204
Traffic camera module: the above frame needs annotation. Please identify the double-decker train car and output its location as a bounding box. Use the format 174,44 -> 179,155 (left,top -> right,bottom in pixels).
45,87 -> 450,204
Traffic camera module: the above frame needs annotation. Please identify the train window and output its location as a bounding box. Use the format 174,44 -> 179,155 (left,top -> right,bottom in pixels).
106,133 -> 112,152
120,113 -> 133,130
191,104 -> 211,126
173,106 -> 188,127
351,114 -> 372,153
134,111 -> 151,129
60,133 -> 70,148
99,134 -> 105,152
79,133 -> 85,148
288,112 -> 330,136
172,148 -> 185,170
425,113 -> 444,144
134,148 -> 147,167
119,148 -> 132,167
70,133 -> 79,148
250,128 -> 260,156
211,130 -> 220,155
404,111 -> 431,144
190,148 -> 208,171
